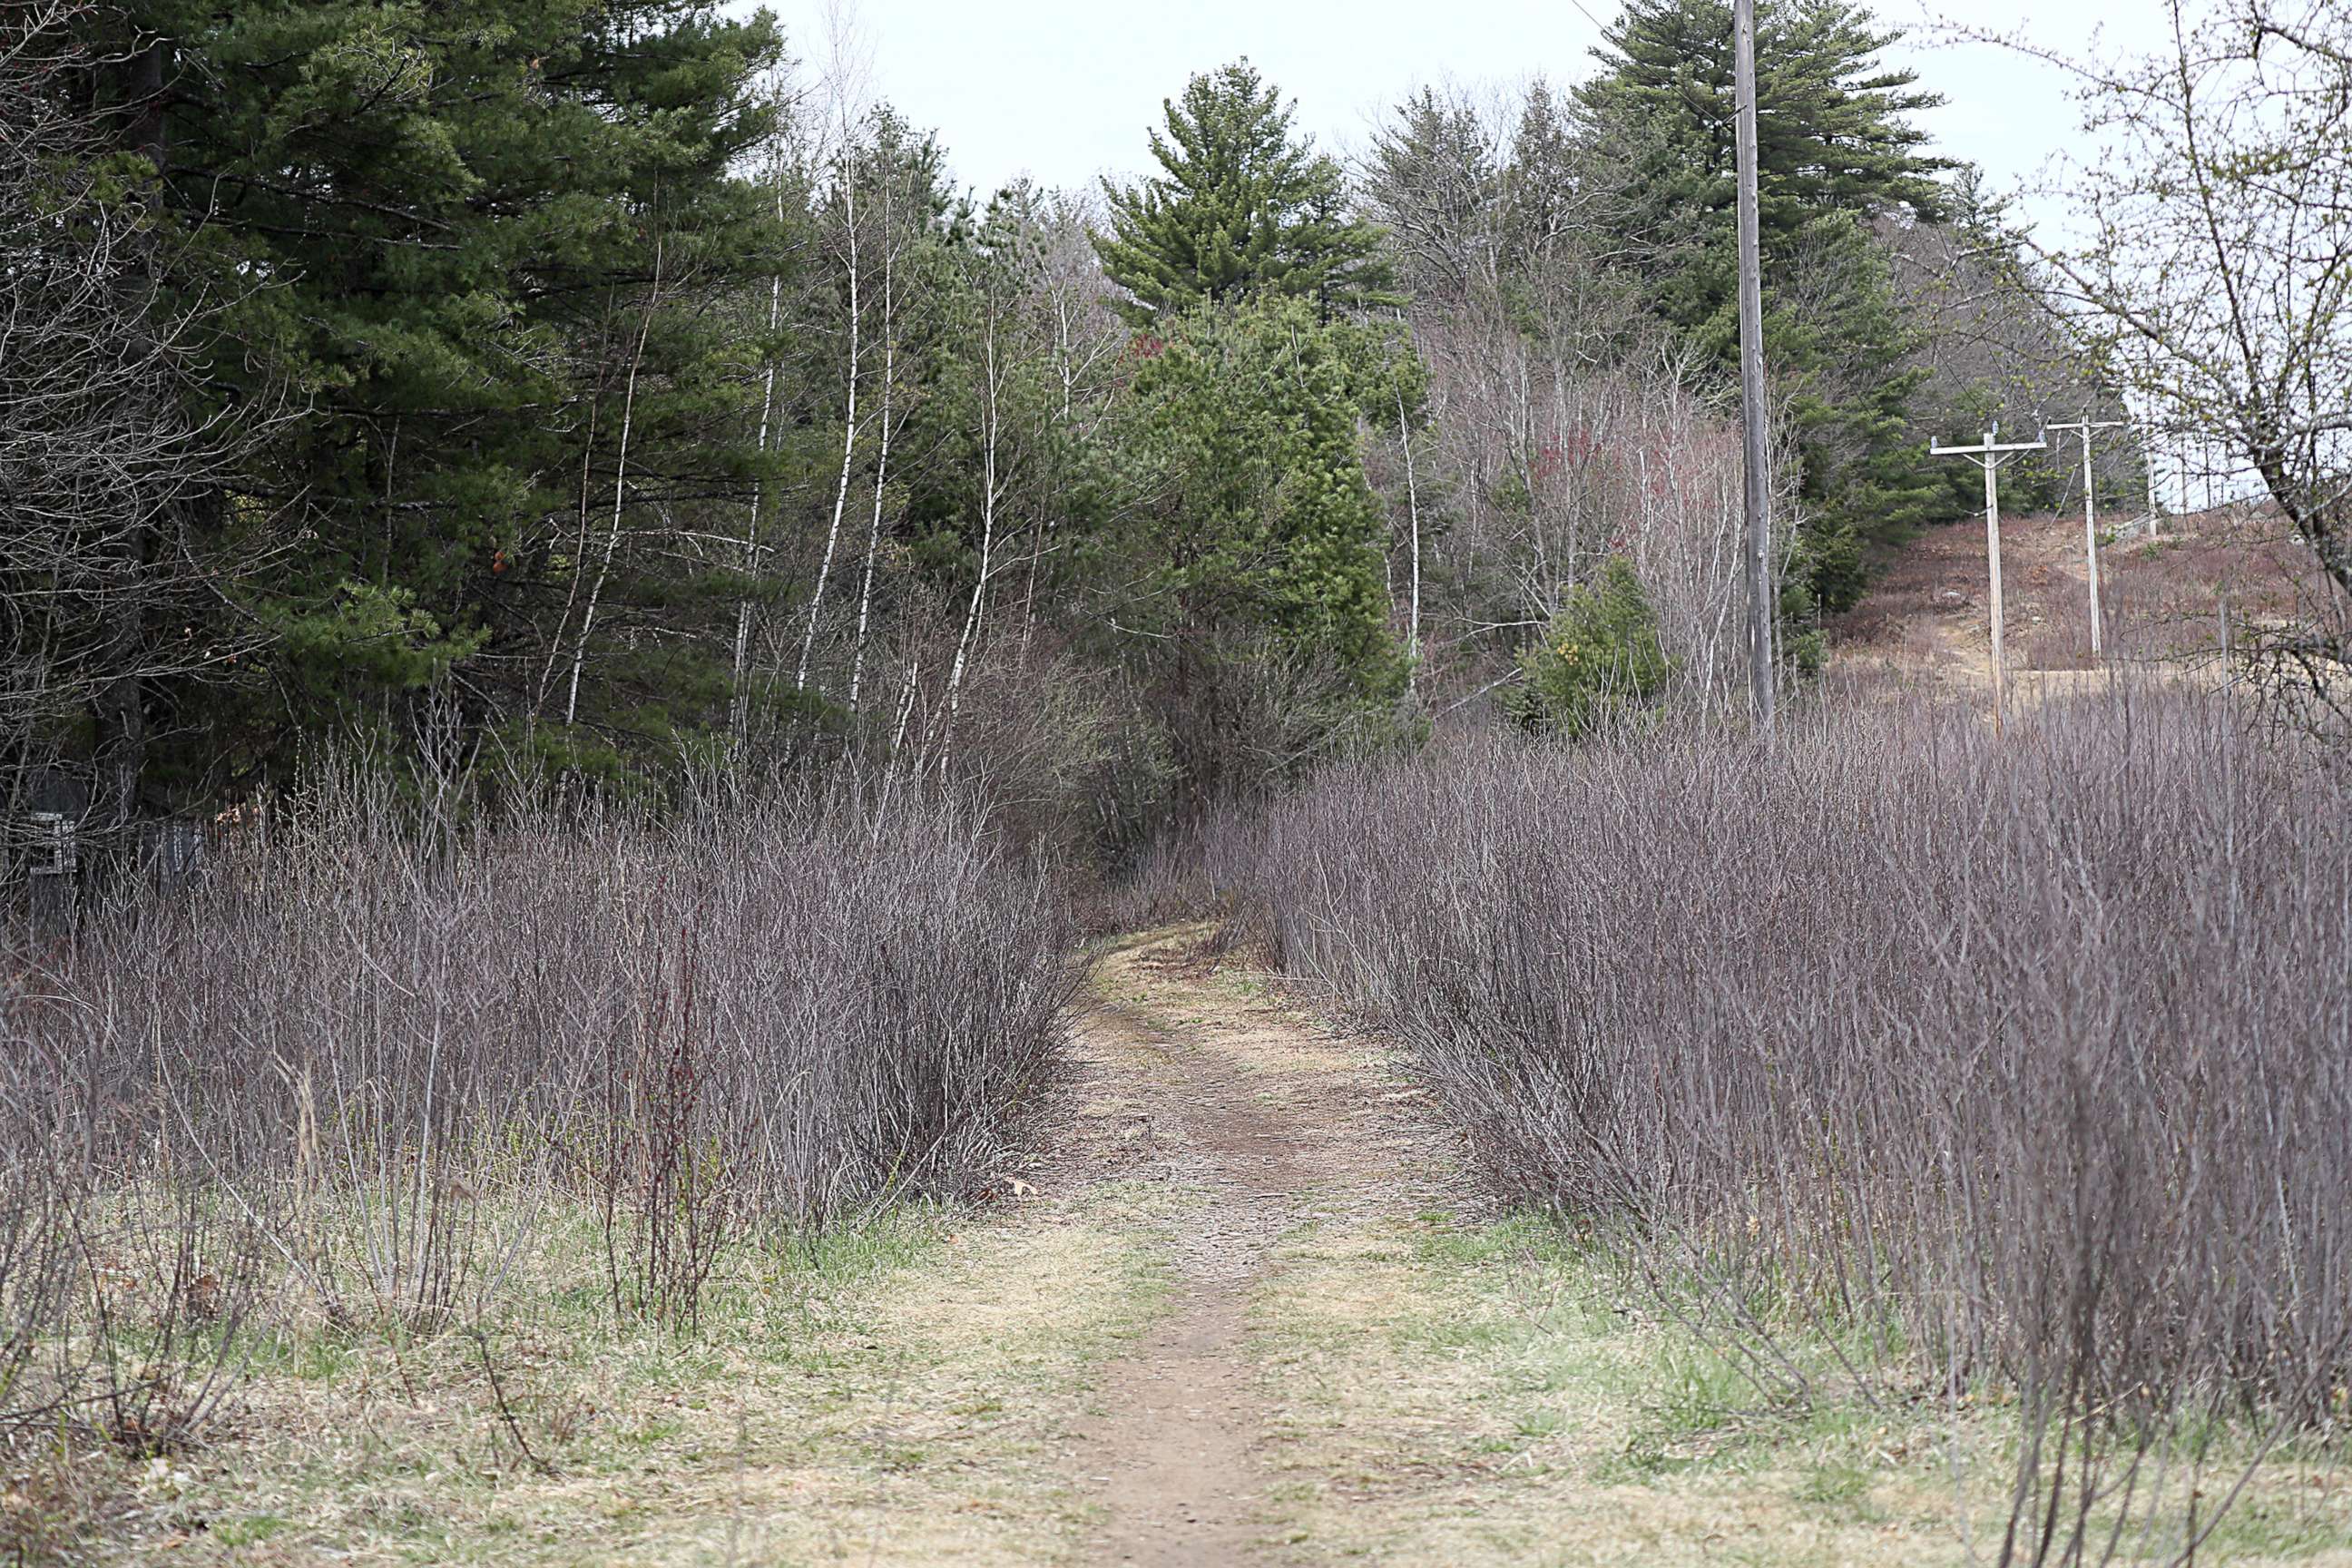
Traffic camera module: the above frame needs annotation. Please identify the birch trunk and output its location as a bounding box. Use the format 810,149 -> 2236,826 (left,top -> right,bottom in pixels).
1394,376 -> 1424,672
535,309 -> 609,718
848,163 -> 899,712
566,250 -> 662,729
731,157 -> 791,746
847,344 -> 894,711
797,174 -> 859,693
941,304 -> 1001,761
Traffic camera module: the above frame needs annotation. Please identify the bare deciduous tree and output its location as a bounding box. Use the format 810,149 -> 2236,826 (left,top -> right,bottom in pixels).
0,2 -> 279,883
1359,80 -> 1786,720
2015,0 -> 2352,710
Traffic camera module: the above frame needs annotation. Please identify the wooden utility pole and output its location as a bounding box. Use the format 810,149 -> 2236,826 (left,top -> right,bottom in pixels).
1930,426 -> 2047,736
1733,0 -> 1774,735
2048,418 -> 2126,659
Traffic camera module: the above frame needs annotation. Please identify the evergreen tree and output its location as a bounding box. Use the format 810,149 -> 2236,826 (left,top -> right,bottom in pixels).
1111,297 -> 1404,802
91,0 -> 790,781
1572,0 -> 1953,603
1096,60 -> 1398,323
1574,0 -> 1945,305
1504,557 -> 1672,737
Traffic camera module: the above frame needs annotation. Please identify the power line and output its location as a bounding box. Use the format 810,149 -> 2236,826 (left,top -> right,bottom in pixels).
1561,0 -> 1616,35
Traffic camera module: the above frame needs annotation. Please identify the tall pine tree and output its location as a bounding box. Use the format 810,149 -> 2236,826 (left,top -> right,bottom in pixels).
1108,298 -> 1406,806
93,0 -> 790,784
1096,60 -> 1397,323
1573,0 -> 1952,606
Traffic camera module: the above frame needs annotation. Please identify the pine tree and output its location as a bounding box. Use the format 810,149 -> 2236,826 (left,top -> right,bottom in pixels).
1572,0 -> 1952,601
1574,0 -> 1946,297
1096,60 -> 1398,323
1112,298 -> 1405,800
93,0 -> 790,779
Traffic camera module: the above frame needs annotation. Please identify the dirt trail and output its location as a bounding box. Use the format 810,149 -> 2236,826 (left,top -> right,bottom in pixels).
1049,930 -> 1458,1564
90,922 -> 2352,1566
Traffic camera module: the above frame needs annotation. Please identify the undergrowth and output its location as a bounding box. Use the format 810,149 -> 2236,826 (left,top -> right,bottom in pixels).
1217,684 -> 2351,1564
0,761 -> 1073,1508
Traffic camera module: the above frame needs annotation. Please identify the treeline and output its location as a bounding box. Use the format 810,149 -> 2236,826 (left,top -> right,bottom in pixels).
3,0 -> 2123,877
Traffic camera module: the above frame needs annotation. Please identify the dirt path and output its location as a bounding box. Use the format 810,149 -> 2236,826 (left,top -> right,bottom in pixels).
128,925 -> 2341,1565
1048,931 -> 1463,1564
1029,933 -> 2004,1568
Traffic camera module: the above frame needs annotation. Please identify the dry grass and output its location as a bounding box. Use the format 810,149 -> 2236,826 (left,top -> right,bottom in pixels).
1190,689 -> 2352,1563
1247,1211 -> 2352,1567
16,1185 -> 1181,1567
1830,505 -> 2327,688
19,908 -> 2347,1565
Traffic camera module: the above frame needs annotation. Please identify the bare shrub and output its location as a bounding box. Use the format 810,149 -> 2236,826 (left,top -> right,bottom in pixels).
0,761 -> 1071,1442
1235,689 -> 2351,1562
0,2 -> 286,871
1402,293 -> 1788,723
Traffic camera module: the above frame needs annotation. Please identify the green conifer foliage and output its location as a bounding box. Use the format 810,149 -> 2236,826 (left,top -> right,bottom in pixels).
1112,297 -> 1406,800
1122,299 -> 1397,675
1096,60 -> 1398,323
108,0 -> 789,775
1573,0 -> 1953,601
1505,557 -> 1672,736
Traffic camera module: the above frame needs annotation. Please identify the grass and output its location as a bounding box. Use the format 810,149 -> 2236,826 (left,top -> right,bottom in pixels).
1243,1208 -> 2352,1567
1222,684 -> 2352,1562
18,899 -> 2347,1564
1,1181 -> 1178,1567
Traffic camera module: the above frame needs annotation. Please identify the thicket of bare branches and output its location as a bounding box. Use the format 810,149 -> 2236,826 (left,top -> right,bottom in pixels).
1359,81 -> 1796,723
0,765 -> 1070,1448
0,2 -> 278,870
2018,0 -> 2352,721
1234,689 -> 2350,1563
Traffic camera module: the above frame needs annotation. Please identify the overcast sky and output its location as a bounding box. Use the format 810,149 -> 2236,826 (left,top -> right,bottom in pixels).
748,1 -> 2177,242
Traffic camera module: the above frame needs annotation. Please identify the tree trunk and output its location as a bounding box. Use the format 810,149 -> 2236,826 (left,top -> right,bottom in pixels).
798,175 -> 860,695
942,309 -> 1002,762
848,167 -> 899,714
566,249 -> 662,728
731,158 -> 791,749
1394,376 -> 1424,675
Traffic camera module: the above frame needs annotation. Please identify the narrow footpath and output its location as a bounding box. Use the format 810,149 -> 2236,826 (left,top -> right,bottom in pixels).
1055,931 -> 1462,1564
105,925 -> 2000,1567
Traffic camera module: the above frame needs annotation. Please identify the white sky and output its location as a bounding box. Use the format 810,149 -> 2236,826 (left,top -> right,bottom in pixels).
750,1 -> 2179,242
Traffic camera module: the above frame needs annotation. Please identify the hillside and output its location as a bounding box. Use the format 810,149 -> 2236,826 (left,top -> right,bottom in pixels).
1828,503 -> 2326,701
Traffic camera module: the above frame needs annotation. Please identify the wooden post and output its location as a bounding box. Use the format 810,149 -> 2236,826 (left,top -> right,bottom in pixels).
2049,419 -> 2126,660
1733,0 -> 1774,737
1931,427 -> 2048,737
1983,431 -> 2004,730
2083,442 -> 2101,657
